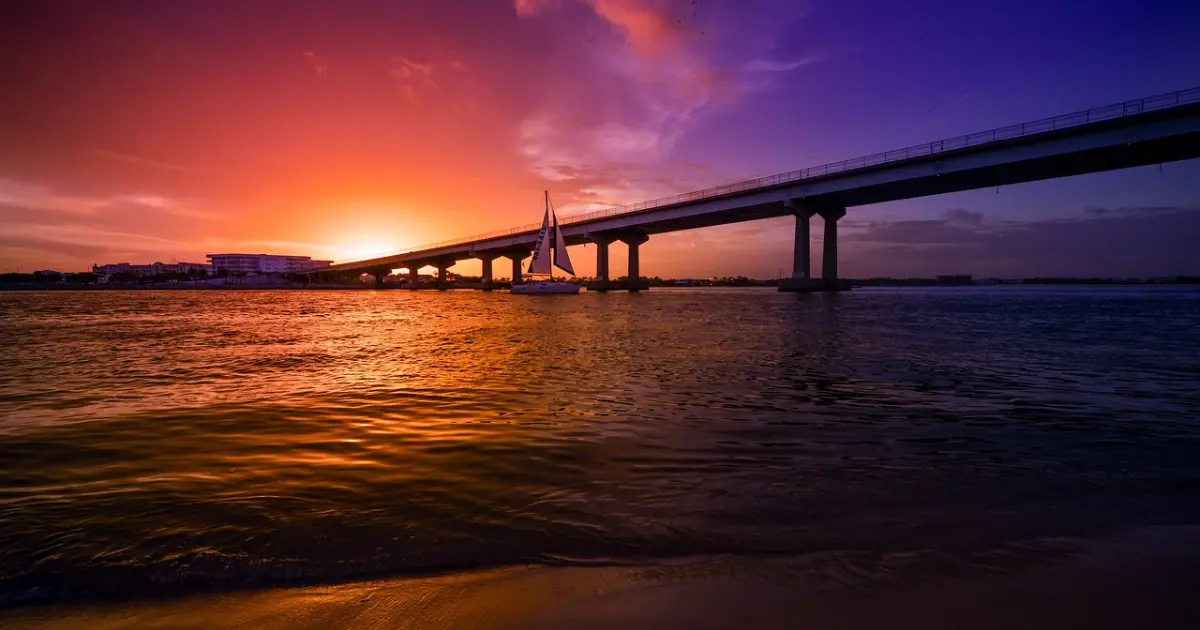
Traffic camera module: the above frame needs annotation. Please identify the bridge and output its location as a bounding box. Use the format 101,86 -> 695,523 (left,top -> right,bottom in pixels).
309,87 -> 1200,291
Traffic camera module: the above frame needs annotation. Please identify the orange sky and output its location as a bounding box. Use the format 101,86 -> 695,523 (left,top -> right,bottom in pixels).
2,0 -> 1198,278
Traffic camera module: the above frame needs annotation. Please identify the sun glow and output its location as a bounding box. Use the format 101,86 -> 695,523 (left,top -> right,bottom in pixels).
316,204 -> 439,263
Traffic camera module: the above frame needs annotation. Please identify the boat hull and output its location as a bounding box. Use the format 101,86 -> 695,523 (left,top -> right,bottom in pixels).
511,281 -> 581,295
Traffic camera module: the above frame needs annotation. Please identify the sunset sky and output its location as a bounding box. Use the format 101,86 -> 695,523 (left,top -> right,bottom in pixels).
2,0 -> 1199,278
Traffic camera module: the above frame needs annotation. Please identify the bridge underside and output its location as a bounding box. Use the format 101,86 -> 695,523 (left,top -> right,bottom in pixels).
555,128 -> 1200,238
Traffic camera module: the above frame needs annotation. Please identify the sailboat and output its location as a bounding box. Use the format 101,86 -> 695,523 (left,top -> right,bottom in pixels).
511,191 -> 581,295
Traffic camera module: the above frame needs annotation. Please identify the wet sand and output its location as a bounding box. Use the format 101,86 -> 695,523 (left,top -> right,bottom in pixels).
4,525 -> 1198,630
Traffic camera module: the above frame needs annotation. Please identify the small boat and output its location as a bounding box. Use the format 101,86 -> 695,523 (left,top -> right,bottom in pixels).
512,191 -> 581,295
511,280 -> 580,294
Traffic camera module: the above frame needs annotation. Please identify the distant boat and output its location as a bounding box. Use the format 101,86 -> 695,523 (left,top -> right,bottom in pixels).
512,191 -> 580,295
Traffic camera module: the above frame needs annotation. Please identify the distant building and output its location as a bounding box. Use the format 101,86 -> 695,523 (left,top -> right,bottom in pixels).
205,254 -> 333,275
92,262 -> 212,277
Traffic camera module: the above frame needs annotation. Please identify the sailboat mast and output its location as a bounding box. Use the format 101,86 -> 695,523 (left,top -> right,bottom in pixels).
546,190 -> 554,282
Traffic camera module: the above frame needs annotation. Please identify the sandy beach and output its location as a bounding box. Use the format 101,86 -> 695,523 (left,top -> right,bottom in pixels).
4,525 -> 1198,630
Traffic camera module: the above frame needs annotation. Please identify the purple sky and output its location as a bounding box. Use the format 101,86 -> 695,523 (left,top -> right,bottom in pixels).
1,0 -> 1198,277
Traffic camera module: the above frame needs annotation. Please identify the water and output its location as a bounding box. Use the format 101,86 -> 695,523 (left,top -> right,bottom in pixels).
1,287 -> 1198,607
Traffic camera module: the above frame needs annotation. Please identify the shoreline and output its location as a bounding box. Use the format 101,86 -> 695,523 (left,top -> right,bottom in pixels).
0,284 -> 384,291
2,283 -> 1198,292
4,525 -> 1198,629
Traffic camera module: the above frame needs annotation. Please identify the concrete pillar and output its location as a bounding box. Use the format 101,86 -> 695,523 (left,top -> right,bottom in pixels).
408,266 -> 419,282
820,206 -> 847,284
508,252 -> 526,284
368,267 -> 390,287
792,210 -> 817,280
591,235 -> 614,281
437,264 -> 448,283
620,232 -> 649,285
480,256 -> 494,283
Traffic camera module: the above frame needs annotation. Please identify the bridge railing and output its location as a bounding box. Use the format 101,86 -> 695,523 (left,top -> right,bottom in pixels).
382,86 -> 1200,258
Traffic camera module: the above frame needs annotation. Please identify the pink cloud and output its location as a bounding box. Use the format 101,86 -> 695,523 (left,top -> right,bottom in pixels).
512,0 -> 742,210
387,56 -> 470,104
587,0 -> 686,58
514,0 -> 563,16
302,51 -> 329,77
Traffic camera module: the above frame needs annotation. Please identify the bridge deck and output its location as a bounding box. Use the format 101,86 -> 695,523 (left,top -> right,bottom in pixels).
320,87 -> 1200,273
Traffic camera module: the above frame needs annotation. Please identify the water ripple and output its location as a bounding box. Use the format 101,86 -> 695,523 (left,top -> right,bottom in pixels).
0,287 -> 1198,606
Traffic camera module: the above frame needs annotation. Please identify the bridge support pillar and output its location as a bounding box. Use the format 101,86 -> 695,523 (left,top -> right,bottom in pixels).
778,209 -> 819,291
620,232 -> 650,292
591,234 -> 615,288
793,209 -> 816,280
508,251 -> 528,285
436,262 -> 449,289
480,256 -> 494,283
780,203 -> 849,292
477,253 -> 500,290
821,206 -> 848,289
368,267 -> 391,288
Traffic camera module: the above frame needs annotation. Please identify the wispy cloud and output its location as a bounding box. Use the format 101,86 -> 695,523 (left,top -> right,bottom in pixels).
514,0 -> 562,16
387,56 -> 466,103
740,56 -> 821,73
514,0 -> 717,196
0,176 -> 232,269
0,222 -> 196,270
82,148 -> 200,173
0,177 -> 220,221
303,51 -> 329,77
836,206 -> 1200,278
513,0 -> 819,206
196,238 -> 337,257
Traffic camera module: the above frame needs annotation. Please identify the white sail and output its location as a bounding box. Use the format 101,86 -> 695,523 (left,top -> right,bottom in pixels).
551,209 -> 574,275
527,203 -> 553,275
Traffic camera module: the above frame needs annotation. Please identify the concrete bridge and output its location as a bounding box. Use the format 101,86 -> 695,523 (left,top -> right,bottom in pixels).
310,87 -> 1200,291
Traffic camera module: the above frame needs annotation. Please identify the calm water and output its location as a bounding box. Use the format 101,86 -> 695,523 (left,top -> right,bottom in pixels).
1,287 -> 1199,606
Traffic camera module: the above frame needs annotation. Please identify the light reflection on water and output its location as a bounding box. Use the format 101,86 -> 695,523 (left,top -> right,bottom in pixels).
0,287 -> 1198,605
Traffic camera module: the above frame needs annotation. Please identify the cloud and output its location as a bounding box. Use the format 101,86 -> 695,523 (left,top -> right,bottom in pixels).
585,0 -> 688,58
943,208 -> 986,227
841,208 -> 1004,246
303,51 -> 329,77
0,221 -> 195,271
1082,205 -> 1182,216
627,205 -> 1200,280
389,57 -> 434,82
0,177 -> 230,270
0,235 -> 114,265
0,178 -> 220,223
740,56 -> 821,73
837,206 -> 1200,278
512,0 -> 818,211
196,238 -> 338,258
513,1 -> 712,194
82,148 -> 199,173
388,57 -> 432,103
514,0 -> 562,16
387,56 -> 466,104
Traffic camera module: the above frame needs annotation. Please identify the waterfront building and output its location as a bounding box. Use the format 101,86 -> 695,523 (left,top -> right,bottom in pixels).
205,254 -> 333,275
92,262 -> 213,277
